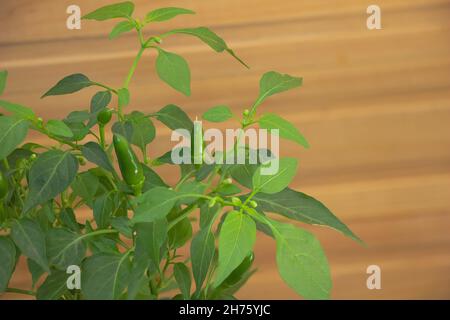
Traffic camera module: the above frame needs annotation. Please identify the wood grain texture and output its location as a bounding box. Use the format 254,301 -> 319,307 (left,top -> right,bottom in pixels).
1,0 -> 449,299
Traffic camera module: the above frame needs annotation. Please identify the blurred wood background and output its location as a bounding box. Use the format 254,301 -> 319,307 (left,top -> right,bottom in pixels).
1,0 -> 450,299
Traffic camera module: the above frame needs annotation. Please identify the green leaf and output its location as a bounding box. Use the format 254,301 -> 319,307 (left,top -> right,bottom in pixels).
217,183 -> 241,196
156,48 -> 191,96
252,157 -> 298,194
142,166 -> 168,192
199,203 -> 220,229
82,2 -> 134,21
46,228 -> 87,270
10,219 -> 49,272
90,91 -> 112,114
253,71 -> 303,110
0,100 -> 36,120
156,104 -> 194,132
110,20 -> 135,40
36,270 -> 69,300
42,74 -> 93,98
0,116 -> 29,160
65,110 -> 91,124
214,211 -> 256,286
82,253 -> 132,300
128,219 -> 167,298
145,7 -> 195,23
46,119 -> 73,138
129,112 -> 155,152
229,164 -> 258,189
202,105 -> 233,123
259,113 -> 309,148
131,187 -> 177,224
118,88 -> 130,108
111,217 -> 132,239
81,142 -> 115,173
64,121 -> 89,141
270,220 -> 331,299
112,120 -> 133,142
164,27 -> 248,67
0,70 -> 7,95
93,193 -> 114,229
24,151 -> 79,212
176,180 -> 207,205
0,237 -> 16,293
168,217 -> 192,248
71,171 -> 99,206
252,188 -> 362,243
60,208 -> 80,233
27,258 -> 45,288
190,229 -> 215,292
173,263 -> 191,299
136,219 -> 167,272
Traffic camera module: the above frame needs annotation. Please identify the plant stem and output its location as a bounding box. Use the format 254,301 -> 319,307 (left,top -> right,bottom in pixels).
2,159 -> 10,170
91,82 -> 118,94
6,288 -> 36,296
99,125 -> 106,149
124,47 -> 145,89
81,229 -> 119,241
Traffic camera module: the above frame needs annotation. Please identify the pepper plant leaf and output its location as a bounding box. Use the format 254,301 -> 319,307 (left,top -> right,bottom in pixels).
156,48 -> 191,96
214,211 -> 256,286
42,74 -> 94,98
0,116 -> 29,160
24,150 -> 79,212
145,7 -> 195,23
82,2 -> 135,21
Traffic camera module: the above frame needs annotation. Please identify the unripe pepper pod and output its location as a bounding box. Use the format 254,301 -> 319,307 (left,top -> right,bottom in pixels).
0,171 -> 9,200
113,134 -> 145,196
97,108 -> 113,125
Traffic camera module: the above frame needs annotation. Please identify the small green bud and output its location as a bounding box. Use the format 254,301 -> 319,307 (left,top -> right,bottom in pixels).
153,36 -> 163,44
223,178 -> 232,185
243,109 -> 250,117
208,197 -> 217,208
36,117 -> 44,128
77,156 -> 86,166
29,154 -> 37,161
250,200 -> 258,208
231,197 -> 242,206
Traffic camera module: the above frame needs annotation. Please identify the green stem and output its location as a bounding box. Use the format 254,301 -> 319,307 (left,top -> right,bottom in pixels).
91,82 -> 118,94
6,288 -> 36,296
99,125 -> 106,149
2,159 -> 10,170
81,229 -> 119,241
124,47 -> 145,89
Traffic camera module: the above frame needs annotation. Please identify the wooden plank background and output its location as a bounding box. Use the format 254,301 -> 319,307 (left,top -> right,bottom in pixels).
1,0 -> 450,299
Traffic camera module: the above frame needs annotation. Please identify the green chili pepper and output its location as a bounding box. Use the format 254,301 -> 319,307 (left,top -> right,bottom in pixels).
0,171 -> 8,200
97,108 -> 113,125
113,134 -> 144,195
222,252 -> 255,287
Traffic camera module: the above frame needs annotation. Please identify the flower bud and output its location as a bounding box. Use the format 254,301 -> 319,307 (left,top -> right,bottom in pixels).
231,197 -> 242,206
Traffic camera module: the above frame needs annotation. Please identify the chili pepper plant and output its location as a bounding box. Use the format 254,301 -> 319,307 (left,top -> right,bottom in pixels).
0,2 -> 362,300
